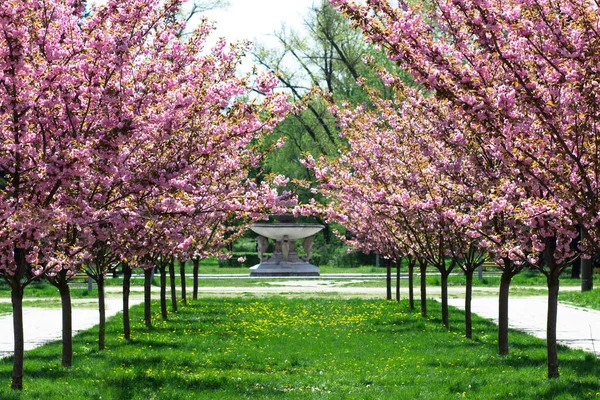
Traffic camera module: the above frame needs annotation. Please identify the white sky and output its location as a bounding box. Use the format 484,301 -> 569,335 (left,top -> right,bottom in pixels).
201,0 -> 318,71
91,0 -> 320,73
203,0 -> 317,48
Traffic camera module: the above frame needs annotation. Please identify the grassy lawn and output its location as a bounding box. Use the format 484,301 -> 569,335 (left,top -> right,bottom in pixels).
0,298 -> 599,399
0,303 -> 11,316
0,268 -> 587,301
560,288 -> 600,311
0,284 -> 99,300
0,299 -> 98,314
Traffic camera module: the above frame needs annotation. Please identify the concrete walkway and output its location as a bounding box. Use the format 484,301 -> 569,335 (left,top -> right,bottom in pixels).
0,296 -> 143,359
447,296 -> 600,357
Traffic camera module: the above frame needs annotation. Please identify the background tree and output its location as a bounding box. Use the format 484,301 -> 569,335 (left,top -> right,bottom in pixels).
253,0 -> 409,264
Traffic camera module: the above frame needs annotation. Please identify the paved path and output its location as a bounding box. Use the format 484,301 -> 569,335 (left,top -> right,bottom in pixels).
0,296 -> 143,358
447,296 -> 600,357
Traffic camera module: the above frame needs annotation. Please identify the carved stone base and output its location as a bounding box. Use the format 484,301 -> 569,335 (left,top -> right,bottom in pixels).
249,250 -> 320,277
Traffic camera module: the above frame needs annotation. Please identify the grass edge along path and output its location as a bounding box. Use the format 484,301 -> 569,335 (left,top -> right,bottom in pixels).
560,288 -> 600,311
1,297 -> 599,399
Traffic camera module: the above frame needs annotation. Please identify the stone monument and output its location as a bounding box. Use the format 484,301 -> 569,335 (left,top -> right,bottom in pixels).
249,214 -> 324,276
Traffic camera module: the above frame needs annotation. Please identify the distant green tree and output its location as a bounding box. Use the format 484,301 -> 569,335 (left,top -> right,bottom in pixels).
255,2 -> 404,195
253,1 -> 406,255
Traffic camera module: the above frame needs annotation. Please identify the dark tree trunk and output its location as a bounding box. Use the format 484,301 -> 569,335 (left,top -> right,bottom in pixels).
180,259 -> 187,305
440,272 -> 449,328
498,269 -> 512,355
396,261 -> 401,302
419,260 -> 427,318
169,257 -> 178,312
144,267 -> 152,328
570,259 -> 580,279
47,270 -> 73,368
465,269 -> 473,339
160,262 -> 168,320
581,257 -> 593,292
97,278 -> 106,350
386,260 -> 392,300
10,248 -> 27,390
193,258 -> 200,300
122,262 -> 132,340
57,277 -> 73,366
10,278 -> 24,390
547,270 -> 560,378
408,260 -> 415,310
580,227 -> 593,291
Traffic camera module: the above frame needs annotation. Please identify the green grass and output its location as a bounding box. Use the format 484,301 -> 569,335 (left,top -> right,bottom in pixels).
0,303 -> 11,316
1,297 -> 599,399
0,267 -> 586,301
0,299 -> 99,314
421,271 -> 581,287
560,288 -> 600,310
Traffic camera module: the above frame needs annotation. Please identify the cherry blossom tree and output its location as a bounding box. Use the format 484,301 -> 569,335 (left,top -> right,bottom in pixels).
306,86 -> 484,331
329,0 -> 596,378
0,0 -> 291,389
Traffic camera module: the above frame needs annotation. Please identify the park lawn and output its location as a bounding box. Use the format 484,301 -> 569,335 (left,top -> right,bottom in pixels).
560,288 -> 600,311
0,281 -> 97,300
0,273 -> 583,302
0,298 -> 599,399
0,303 -> 10,316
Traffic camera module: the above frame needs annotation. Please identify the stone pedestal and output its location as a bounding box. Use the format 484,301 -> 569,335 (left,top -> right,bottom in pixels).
249,222 -> 323,277
249,246 -> 320,276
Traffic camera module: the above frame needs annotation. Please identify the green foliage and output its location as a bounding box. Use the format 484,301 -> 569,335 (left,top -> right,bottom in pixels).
217,253 -> 261,269
231,238 -> 258,253
1,298 -> 599,398
254,1 -> 410,203
311,246 -> 376,268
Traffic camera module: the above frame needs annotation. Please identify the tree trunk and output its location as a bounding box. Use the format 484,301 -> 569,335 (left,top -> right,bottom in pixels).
97,278 -> 106,350
571,259 -> 580,279
580,226 -> 593,291
498,269 -> 512,355
581,256 -> 593,292
57,278 -> 73,367
169,257 -> 178,312
441,272 -> 449,328
465,269 -> 473,339
547,271 -> 560,378
408,261 -> 415,310
122,262 -> 132,340
10,248 -> 28,390
396,261 -> 401,302
386,260 -> 392,300
193,258 -> 199,300
160,262 -> 168,320
144,267 -> 152,328
180,259 -> 187,305
419,260 -> 427,318
10,279 -> 24,390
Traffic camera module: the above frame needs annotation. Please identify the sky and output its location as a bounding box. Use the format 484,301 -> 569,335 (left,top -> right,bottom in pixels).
89,0 -> 321,73
203,0 -> 317,49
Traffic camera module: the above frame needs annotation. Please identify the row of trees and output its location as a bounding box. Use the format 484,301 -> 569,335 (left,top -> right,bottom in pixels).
0,0 -> 293,390
297,0 -> 600,379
